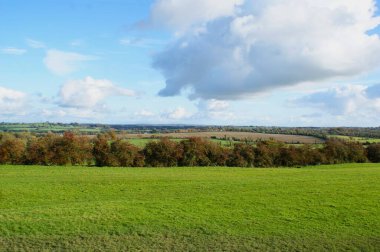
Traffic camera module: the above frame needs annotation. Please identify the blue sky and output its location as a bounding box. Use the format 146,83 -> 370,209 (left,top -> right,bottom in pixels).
1,0 -> 380,126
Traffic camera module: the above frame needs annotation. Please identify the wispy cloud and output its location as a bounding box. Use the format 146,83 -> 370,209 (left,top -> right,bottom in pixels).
120,37 -> 165,48
1,47 -> 27,55
43,49 -> 97,75
135,109 -> 155,117
70,39 -> 84,47
26,38 -> 45,48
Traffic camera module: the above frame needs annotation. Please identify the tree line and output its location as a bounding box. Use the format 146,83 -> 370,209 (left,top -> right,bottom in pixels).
227,126 -> 380,140
0,132 -> 379,167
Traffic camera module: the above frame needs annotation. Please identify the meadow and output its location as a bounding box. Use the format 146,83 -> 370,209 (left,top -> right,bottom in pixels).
124,131 -> 324,144
0,164 -> 379,251
328,135 -> 380,144
127,137 -> 241,148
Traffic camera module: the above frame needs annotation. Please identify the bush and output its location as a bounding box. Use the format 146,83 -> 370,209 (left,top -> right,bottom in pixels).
0,137 -> 25,164
0,131 -> 377,168
228,143 -> 254,167
367,143 -> 380,163
144,138 -> 181,167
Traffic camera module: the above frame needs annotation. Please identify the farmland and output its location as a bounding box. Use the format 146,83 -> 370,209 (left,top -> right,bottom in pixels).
123,131 -> 324,144
126,138 -> 241,148
328,135 -> 380,144
0,164 -> 379,251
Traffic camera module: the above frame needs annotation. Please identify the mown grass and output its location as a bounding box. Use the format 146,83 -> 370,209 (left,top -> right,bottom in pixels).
0,164 -> 379,251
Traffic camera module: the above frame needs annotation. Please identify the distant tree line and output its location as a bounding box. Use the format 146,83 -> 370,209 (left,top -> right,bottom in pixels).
2,123 -> 380,140
227,126 -> 380,140
0,132 -> 379,167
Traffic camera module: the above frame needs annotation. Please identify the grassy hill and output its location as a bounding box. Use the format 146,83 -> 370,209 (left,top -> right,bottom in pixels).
0,164 -> 379,251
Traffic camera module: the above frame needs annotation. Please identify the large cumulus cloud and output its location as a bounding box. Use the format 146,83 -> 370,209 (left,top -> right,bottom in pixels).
151,0 -> 380,100
295,84 -> 380,115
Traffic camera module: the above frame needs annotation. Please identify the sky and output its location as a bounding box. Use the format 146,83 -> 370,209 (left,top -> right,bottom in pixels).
1,0 -> 380,127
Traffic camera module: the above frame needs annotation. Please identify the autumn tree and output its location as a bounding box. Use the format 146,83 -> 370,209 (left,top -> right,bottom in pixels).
144,138 -> 182,167
254,140 -> 282,167
0,135 -> 26,164
228,143 -> 255,167
323,138 -> 367,164
111,140 -> 144,167
93,133 -> 114,167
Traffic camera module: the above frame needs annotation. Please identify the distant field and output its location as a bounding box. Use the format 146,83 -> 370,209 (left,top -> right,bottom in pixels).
0,164 -> 379,251
0,123 -> 103,134
328,135 -> 380,143
124,131 -> 324,144
127,138 -> 241,148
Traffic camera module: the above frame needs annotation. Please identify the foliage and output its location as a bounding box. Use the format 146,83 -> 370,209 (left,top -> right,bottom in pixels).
0,134 -> 25,164
143,138 -> 182,167
0,132 -> 379,167
367,143 -> 380,163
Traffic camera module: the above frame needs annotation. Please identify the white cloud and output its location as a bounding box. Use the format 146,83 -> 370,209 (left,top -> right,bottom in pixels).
205,99 -> 230,111
295,84 -> 380,115
152,0 -> 380,100
150,0 -> 244,31
70,39 -> 84,47
1,47 -> 26,55
59,76 -> 135,109
120,37 -> 165,48
164,107 -> 192,119
135,109 -> 155,117
196,99 -> 234,121
44,49 -> 97,75
26,39 -> 45,48
42,109 -> 67,117
0,87 -> 27,115
41,107 -> 102,120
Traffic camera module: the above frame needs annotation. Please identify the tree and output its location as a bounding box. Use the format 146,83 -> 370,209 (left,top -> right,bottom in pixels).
228,143 -> 255,167
0,137 -> 25,164
298,144 -> 325,166
323,138 -> 367,164
111,140 -> 144,167
276,146 -> 301,167
25,134 -> 55,165
367,143 -> 380,163
70,135 -> 93,165
179,138 -> 210,166
144,138 -> 181,167
93,134 -> 114,167
323,138 -> 350,164
254,140 -> 282,167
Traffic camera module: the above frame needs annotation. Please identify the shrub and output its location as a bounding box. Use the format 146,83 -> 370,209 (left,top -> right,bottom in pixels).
144,138 -> 181,167
367,143 -> 380,163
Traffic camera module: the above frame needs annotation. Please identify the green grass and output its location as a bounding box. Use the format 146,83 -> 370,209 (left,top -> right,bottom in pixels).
0,164 -> 379,251
0,123 -> 104,134
126,138 -> 243,148
328,135 -> 380,143
126,138 -> 159,147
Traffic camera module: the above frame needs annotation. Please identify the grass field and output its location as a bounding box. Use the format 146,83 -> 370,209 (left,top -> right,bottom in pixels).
127,138 -> 241,148
123,131 -> 324,144
328,135 -> 380,143
0,165 -> 379,251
